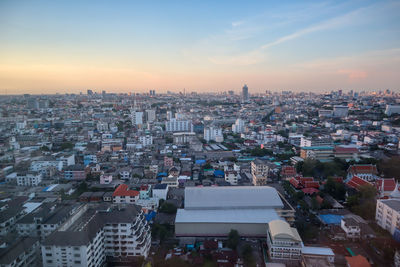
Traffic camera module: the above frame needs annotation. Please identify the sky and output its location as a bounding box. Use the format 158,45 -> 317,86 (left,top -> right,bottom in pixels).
0,0 -> 399,94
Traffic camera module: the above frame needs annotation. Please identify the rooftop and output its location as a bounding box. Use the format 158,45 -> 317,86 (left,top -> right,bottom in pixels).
184,186 -> 284,210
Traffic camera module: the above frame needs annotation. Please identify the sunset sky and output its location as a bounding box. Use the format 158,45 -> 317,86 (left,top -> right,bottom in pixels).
0,0 -> 399,94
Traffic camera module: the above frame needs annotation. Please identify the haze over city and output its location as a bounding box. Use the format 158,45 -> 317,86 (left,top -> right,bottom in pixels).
1,0 -> 400,94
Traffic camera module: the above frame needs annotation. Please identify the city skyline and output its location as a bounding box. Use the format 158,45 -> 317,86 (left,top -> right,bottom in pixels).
1,0 -> 400,94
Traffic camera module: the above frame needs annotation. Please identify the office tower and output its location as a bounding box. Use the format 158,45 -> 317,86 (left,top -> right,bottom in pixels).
87,89 -> 93,95
242,84 -> 249,102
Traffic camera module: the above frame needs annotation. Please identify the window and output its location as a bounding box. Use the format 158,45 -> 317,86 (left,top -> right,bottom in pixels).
74,260 -> 81,264
47,260 -> 53,263
45,253 -> 52,257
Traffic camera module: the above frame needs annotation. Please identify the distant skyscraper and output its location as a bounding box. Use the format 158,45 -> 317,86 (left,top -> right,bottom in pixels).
87,89 -> 93,95
242,84 -> 249,102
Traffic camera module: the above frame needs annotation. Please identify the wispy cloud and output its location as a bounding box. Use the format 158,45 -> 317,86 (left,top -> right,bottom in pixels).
231,20 -> 244,27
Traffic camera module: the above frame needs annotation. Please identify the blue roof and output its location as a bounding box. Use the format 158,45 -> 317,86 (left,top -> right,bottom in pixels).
319,214 -> 343,225
157,172 -> 168,177
214,170 -> 224,177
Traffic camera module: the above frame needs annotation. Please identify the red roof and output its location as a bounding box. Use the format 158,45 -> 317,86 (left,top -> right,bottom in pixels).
281,166 -> 296,176
348,164 -> 378,175
290,177 -> 301,189
346,176 -> 373,191
305,181 -> 320,189
345,255 -> 371,267
302,188 -> 319,195
113,184 -> 139,197
333,177 -> 343,183
300,177 -> 314,183
376,178 -> 396,192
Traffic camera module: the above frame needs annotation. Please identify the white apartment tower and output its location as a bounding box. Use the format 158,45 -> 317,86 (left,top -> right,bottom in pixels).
41,205 -> 151,267
165,119 -> 193,132
204,126 -> 224,143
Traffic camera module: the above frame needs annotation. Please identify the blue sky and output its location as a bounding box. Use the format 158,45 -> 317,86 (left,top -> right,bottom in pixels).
0,0 -> 399,93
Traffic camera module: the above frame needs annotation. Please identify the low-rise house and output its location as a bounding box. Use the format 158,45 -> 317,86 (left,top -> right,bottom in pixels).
224,171 -> 239,185
119,168 -> 131,180
161,176 -> 179,188
112,184 -> 139,204
103,192 -> 113,202
100,174 -> 112,184
341,217 -> 360,239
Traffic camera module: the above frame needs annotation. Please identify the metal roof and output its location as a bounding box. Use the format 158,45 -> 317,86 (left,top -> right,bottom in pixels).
184,186 -> 284,210
175,208 -> 280,224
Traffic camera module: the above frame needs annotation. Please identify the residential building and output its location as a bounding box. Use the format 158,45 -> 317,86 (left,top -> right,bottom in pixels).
333,105 -> 348,118
139,135 -> 153,146
165,119 -> 193,132
266,219 -> 302,260
161,176 -> 179,188
41,205 -> 151,267
376,198 -> 400,236
340,217 -> 360,239
0,237 -> 40,267
204,126 -> 224,143
16,172 -> 42,186
385,105 -> 400,116
251,159 -> 269,186
164,156 -> 173,168
173,132 -> 196,144
300,146 -> 334,161
100,174 -> 112,184
112,184 -> 139,204
97,122 -> 108,132
64,165 -> 87,180
232,118 -> 245,134
224,171 -> 239,185
145,109 -> 156,122
131,111 -> 143,126
152,184 -> 169,200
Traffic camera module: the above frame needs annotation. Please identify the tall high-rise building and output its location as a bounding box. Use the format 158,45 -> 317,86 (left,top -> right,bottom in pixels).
145,109 -> 156,122
242,84 -> 249,102
87,89 -> 93,95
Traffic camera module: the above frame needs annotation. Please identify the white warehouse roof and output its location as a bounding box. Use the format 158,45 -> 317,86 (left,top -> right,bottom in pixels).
175,208 -> 281,224
184,186 -> 284,210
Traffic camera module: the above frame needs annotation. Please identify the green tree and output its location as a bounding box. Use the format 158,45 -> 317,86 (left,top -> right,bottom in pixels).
227,229 -> 240,250
311,197 -> 319,210
159,202 -> 177,214
242,244 -> 255,267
